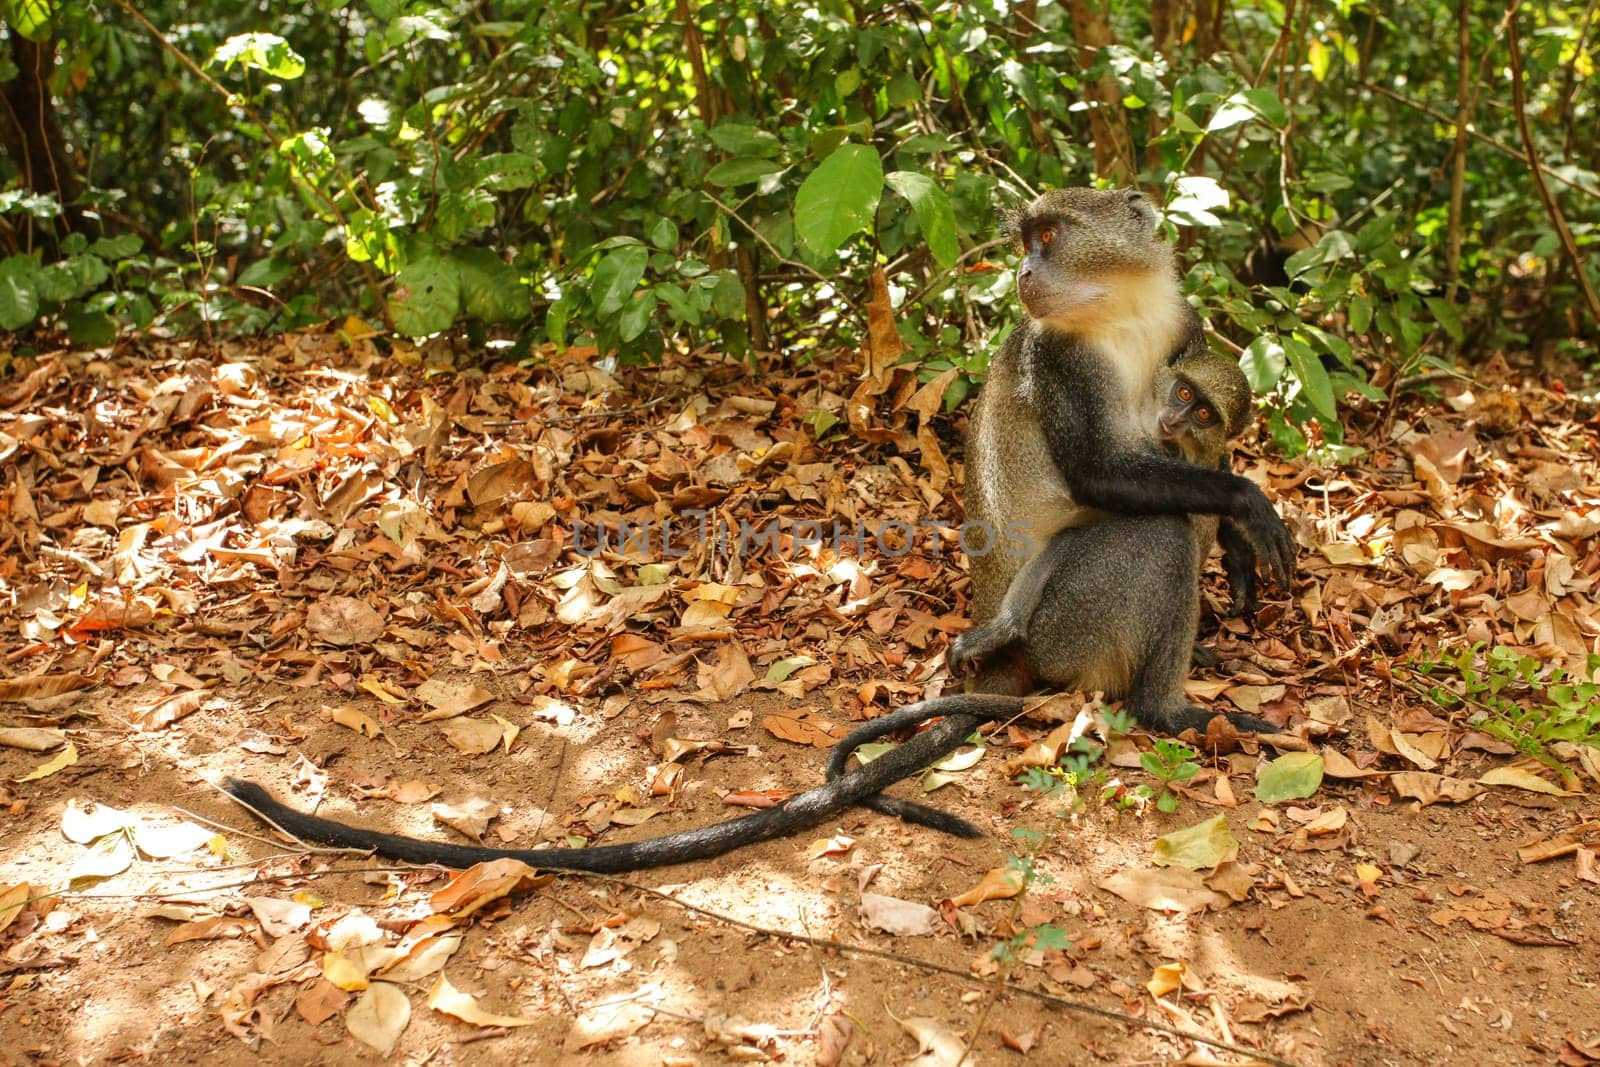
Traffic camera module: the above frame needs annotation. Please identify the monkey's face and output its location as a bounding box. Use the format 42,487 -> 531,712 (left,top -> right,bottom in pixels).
1159,374 -> 1229,465
1009,188 -> 1174,326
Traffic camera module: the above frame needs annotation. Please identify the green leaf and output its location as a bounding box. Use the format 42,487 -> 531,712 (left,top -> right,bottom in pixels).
1253,752 -> 1325,804
762,655 -> 816,683
6,0 -> 53,39
707,122 -> 782,158
885,171 -> 959,267
89,234 -> 142,259
851,742 -> 896,766
1170,112 -> 1203,135
66,308 -> 116,345
211,33 -> 306,80
705,158 -> 786,188
647,217 -> 679,251
1349,293 -> 1373,334
1152,814 -> 1237,869
1167,175 -> 1230,228
1284,336 -> 1338,421
1308,38 -> 1330,82
1206,98 -> 1255,133
478,153 -> 540,191
1425,297 -> 1464,342
618,290 -> 658,342
546,300 -> 570,350
0,255 -> 42,331
389,257 -> 461,337
591,246 -> 648,319
1239,336 -> 1287,393
452,247 -> 528,324
794,143 -> 884,256
710,270 -> 745,319
1242,88 -> 1288,127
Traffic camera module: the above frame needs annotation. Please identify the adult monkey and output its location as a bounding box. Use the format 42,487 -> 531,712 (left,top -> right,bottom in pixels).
830,351 -> 1274,831
963,186 -> 1292,701
828,192 -> 1292,832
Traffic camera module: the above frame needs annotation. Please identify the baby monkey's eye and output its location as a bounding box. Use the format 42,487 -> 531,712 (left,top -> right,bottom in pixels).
1195,406 -> 1215,424
1176,385 -> 1194,403
1038,226 -> 1055,247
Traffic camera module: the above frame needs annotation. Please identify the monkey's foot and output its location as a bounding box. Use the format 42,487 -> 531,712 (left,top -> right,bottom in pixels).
1190,642 -> 1220,669
1162,705 -> 1276,736
948,622 -> 1021,676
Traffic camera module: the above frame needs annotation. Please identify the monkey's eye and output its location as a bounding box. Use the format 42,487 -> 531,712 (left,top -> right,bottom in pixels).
1176,385 -> 1194,403
1038,226 -> 1055,247
1195,406 -> 1215,425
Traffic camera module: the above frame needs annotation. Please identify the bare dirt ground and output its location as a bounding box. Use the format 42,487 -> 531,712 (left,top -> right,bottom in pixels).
1,333 -> 1598,1065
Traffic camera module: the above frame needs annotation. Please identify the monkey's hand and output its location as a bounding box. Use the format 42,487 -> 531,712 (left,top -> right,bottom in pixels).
1217,519 -> 1260,618
1231,485 -> 1294,590
949,621 -> 1022,676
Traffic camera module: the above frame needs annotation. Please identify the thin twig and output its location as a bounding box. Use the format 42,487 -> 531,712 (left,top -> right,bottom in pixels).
704,193 -> 862,320
1503,1 -> 1600,327
1357,80 -> 1600,201
902,236 -> 1012,309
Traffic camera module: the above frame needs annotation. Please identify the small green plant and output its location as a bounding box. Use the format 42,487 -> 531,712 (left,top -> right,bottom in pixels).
1138,739 -> 1202,813
1411,643 -> 1600,759
1016,735 -> 1106,811
989,839 -> 1070,965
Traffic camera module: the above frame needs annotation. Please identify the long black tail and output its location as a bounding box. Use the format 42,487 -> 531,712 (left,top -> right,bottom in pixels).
824,698 -> 1018,834
224,694 -> 1024,874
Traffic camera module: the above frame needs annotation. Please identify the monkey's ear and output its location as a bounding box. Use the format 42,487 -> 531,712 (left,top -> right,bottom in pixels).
997,199 -> 1027,240
1125,189 -> 1160,230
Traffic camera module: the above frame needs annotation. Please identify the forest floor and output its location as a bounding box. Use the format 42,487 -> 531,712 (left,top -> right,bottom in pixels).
0,328 -> 1598,1066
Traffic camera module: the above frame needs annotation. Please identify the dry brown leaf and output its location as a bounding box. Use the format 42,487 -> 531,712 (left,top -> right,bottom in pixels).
1514,821 -> 1600,864
1321,747 -> 1385,779
562,999 -> 653,1052
0,883 -> 31,936
13,742 -> 77,782
346,982 -> 411,1054
330,704 -> 383,739
1479,766 -> 1575,796
427,974 -> 537,1028
859,892 -> 939,936
1146,961 -> 1186,997
430,797 -> 498,840
864,266 -> 904,378
0,727 -> 67,751
415,677 -> 495,720
428,858 -> 546,919
294,980 -> 350,1026
1098,868 -> 1233,913
438,716 -> 501,754
130,689 -> 206,730
305,595 -> 384,646
947,866 -> 1023,908
1390,771 -> 1482,806
164,915 -> 252,946
761,711 -> 841,748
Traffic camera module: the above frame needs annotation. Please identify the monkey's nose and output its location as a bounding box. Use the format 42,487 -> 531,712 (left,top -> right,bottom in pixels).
1018,266 -> 1032,280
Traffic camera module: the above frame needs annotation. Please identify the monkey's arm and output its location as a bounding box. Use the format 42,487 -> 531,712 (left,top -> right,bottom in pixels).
224,695 -> 1022,873
1037,377 -> 1292,586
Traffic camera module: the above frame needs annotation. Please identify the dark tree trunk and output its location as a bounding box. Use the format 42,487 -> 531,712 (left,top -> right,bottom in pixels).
0,30 -> 95,252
